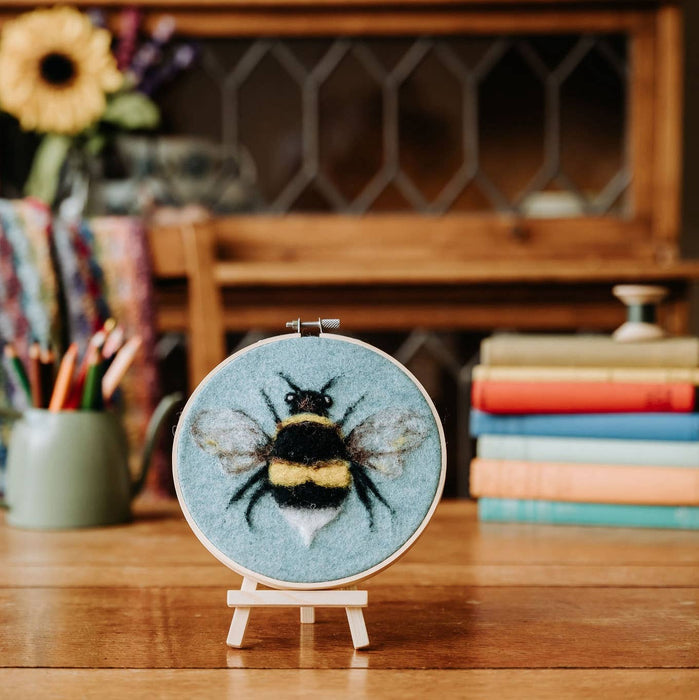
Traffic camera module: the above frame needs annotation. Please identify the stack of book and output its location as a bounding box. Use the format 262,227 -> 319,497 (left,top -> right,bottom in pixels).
469,333 -> 699,530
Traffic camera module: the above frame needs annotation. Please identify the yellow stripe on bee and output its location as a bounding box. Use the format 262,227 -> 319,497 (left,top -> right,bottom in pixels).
269,459 -> 352,488
279,413 -> 335,429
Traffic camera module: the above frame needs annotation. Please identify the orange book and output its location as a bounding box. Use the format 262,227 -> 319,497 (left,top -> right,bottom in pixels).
471,380 -> 696,414
469,458 -> 699,505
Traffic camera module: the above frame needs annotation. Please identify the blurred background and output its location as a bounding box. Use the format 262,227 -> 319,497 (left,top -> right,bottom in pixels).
0,0 -> 696,500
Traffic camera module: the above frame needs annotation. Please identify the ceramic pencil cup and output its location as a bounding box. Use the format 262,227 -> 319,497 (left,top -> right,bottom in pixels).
0,394 -> 181,529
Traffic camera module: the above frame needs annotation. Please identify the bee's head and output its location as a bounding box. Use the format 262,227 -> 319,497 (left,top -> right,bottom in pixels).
279,373 -> 336,417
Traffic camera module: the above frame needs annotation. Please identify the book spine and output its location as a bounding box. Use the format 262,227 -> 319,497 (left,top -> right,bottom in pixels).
472,365 -> 699,384
478,498 -> 699,529
469,409 -> 699,441
476,435 -> 699,467
469,458 -> 699,505
481,335 -> 699,368
471,380 -> 696,414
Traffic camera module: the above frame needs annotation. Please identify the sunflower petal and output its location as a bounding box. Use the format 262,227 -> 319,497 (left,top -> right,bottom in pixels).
0,6 -> 126,132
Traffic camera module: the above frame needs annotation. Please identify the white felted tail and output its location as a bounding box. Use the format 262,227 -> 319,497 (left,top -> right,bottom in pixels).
279,506 -> 342,546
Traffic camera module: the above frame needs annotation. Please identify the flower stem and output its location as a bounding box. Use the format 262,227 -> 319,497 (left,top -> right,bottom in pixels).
24,133 -> 73,206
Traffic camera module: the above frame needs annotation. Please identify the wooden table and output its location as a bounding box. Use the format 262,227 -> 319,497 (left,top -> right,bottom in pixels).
1,500 -> 697,698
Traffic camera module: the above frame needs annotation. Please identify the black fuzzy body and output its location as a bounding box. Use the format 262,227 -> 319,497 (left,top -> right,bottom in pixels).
269,417 -> 351,510
271,483 -> 349,509
271,420 -> 349,465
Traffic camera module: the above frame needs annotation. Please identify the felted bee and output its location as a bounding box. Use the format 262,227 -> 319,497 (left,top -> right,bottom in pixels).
190,373 -> 430,546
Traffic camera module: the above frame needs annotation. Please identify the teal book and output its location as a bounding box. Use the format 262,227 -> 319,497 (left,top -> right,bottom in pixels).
478,498 -> 699,529
476,434 -> 699,467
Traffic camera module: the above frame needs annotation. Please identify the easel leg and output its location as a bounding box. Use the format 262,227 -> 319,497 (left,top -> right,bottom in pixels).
345,607 -> 369,649
227,583 -> 368,649
227,577 -> 257,648
300,607 -> 315,624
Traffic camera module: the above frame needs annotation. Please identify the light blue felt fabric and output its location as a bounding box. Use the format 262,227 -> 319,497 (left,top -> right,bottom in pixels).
175,335 -> 443,584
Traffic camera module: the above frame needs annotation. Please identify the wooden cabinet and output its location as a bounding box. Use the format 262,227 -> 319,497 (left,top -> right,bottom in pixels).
130,0 -> 697,385
141,1 -> 684,252
0,1 -> 689,250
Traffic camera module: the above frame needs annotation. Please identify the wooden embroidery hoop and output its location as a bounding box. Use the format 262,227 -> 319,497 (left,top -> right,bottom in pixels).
173,321 -> 447,649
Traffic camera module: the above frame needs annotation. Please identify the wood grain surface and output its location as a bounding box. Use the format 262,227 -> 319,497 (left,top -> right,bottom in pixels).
1,500 -> 697,697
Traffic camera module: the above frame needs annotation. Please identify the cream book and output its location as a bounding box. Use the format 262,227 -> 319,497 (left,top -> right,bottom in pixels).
480,334 -> 699,368
472,365 -> 699,384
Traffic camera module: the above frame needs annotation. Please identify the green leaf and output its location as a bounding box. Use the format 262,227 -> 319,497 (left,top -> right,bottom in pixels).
24,134 -> 73,205
101,91 -> 160,131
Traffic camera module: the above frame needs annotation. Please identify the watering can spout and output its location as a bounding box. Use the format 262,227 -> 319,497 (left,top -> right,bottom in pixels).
131,392 -> 183,498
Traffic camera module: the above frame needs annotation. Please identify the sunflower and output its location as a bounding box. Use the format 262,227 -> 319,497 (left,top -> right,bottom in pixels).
0,7 -> 123,135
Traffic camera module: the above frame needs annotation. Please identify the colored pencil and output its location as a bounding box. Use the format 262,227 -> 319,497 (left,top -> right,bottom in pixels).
64,331 -> 107,409
102,336 -> 141,401
102,325 -> 125,363
27,342 -> 41,407
39,348 -> 55,409
48,343 -> 78,412
4,344 -> 32,402
80,345 -> 103,411
90,330 -> 107,353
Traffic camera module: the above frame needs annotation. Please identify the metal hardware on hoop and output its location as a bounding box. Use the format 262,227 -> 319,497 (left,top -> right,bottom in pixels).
286,318 -> 340,337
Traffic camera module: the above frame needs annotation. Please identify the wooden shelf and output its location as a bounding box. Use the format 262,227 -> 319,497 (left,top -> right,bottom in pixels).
149,215 -> 699,367
209,260 -> 699,287
153,269 -> 696,335
148,214 -> 699,287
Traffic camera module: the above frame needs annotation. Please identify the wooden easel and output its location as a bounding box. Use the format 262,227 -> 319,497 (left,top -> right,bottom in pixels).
227,577 -> 370,649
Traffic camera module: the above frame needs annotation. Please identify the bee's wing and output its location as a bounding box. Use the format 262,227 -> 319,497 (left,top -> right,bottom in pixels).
346,409 -> 430,478
191,408 -> 271,474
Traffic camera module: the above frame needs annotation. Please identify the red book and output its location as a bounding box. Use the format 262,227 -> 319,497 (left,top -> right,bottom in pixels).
471,380 -> 696,414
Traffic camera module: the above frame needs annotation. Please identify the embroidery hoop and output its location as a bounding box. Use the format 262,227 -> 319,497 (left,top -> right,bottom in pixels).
174,330 -> 446,588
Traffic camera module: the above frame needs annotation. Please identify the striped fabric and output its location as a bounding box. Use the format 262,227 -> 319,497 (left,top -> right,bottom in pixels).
0,201 -> 162,493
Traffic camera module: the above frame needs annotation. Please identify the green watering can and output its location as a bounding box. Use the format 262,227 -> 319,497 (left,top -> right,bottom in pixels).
0,393 -> 181,529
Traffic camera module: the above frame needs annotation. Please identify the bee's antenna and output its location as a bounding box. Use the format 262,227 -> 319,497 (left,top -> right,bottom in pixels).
278,372 -> 301,392
320,375 -> 341,394
339,393 -> 365,429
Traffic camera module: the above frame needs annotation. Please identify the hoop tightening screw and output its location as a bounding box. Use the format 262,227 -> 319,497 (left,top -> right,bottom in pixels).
286,318 -> 340,336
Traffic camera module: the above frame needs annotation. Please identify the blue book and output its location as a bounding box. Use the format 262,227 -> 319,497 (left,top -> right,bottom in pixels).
470,409 -> 699,441
478,498 -> 699,529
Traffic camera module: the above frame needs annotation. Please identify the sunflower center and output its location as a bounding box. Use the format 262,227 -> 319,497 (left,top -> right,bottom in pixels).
39,52 -> 77,87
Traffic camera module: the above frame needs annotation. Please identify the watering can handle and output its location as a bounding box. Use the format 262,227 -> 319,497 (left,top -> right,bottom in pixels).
131,392 -> 183,498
